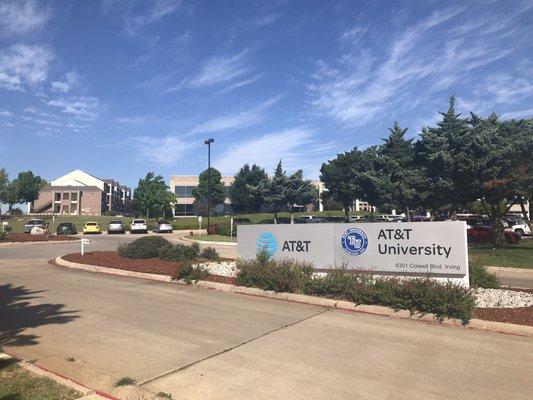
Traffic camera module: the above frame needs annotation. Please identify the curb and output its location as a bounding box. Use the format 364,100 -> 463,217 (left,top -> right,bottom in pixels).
180,235 -> 237,246
0,239 -> 81,247
487,266 -> 533,274
53,256 -> 533,338
0,353 -> 114,399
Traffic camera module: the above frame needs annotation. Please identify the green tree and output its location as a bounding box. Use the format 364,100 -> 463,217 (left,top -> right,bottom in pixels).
286,170 -> 317,221
320,147 -> 379,218
260,161 -> 289,221
133,172 -> 175,218
470,115 -> 533,246
418,96 -> 479,219
193,167 -> 225,216
376,122 -> 419,220
3,180 -> 20,213
15,171 -> 46,210
0,169 -> 8,219
229,164 -> 268,213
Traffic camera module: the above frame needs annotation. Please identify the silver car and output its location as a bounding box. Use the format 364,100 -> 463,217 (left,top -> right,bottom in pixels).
24,219 -> 47,233
107,220 -> 125,234
130,219 -> 148,234
154,220 -> 173,233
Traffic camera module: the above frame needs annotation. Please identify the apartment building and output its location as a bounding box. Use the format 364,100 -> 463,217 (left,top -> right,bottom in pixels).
32,169 -> 132,216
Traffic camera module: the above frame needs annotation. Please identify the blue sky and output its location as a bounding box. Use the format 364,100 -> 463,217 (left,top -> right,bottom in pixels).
1,0 -> 532,188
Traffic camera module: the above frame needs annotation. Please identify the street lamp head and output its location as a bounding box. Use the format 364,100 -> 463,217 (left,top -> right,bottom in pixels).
204,138 -> 214,145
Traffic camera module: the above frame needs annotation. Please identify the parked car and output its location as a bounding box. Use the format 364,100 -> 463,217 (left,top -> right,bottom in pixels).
23,219 -> 47,233
107,220 -> 125,234
130,219 -> 148,234
324,216 -> 347,223
82,221 -> 101,234
56,222 -> 77,235
505,219 -> 531,236
467,226 -> 521,244
154,220 -> 173,233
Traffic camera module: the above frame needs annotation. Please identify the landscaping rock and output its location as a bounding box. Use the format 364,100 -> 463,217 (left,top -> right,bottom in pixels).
473,288 -> 533,308
201,261 -> 237,277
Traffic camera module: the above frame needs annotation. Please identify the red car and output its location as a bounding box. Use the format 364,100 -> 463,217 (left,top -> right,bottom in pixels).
467,226 -> 521,244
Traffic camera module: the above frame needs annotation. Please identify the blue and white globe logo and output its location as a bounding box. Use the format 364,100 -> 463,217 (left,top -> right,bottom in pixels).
341,227 -> 368,255
256,231 -> 278,256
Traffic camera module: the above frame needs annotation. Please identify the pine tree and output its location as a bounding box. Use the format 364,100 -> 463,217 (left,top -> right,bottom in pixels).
193,168 -> 226,217
286,170 -> 317,222
229,164 -> 268,213
261,161 -> 289,221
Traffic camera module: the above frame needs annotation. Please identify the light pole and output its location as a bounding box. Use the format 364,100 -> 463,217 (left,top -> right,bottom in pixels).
204,138 -> 214,233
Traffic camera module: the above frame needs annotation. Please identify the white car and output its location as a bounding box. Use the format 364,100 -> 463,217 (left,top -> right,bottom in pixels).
130,219 -> 148,234
507,220 -> 531,236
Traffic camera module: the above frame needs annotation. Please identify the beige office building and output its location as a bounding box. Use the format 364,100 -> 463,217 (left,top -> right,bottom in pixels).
169,175 -> 325,217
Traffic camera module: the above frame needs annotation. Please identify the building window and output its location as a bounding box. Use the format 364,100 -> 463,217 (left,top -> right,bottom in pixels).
71,192 -> 78,202
174,204 -> 196,216
54,193 -> 61,202
174,186 -> 196,197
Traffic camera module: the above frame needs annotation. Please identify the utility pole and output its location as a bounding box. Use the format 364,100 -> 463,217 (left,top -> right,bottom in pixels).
204,138 -> 214,233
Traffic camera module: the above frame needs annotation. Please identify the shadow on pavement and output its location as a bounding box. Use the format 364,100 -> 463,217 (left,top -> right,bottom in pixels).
0,283 -> 79,348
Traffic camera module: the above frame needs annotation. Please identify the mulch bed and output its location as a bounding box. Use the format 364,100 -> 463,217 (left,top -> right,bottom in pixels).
473,307 -> 533,327
3,233 -> 78,242
62,251 -> 236,285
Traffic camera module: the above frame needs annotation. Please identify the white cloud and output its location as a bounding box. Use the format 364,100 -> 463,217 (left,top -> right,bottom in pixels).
135,135 -> 195,165
46,96 -> 101,120
0,110 -> 12,117
183,49 -> 250,89
124,0 -> 182,36
339,26 -> 367,43
188,95 -> 282,135
0,0 -> 51,37
0,44 -> 53,91
309,5 -> 528,126
50,71 -> 80,93
215,74 -> 262,94
215,127 -> 319,175
500,108 -> 533,119
118,116 -> 145,124
248,13 -> 281,29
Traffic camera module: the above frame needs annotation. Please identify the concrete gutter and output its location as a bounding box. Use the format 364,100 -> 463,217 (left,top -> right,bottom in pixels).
180,235 -> 237,246
0,352 -> 115,399
54,255 -> 533,338
0,239 -> 81,247
487,266 -> 533,274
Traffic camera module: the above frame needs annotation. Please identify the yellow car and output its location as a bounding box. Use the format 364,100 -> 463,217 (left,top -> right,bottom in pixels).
83,221 -> 101,234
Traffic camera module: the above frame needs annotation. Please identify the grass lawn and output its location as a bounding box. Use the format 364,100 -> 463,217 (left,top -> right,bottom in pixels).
469,239 -> 533,269
0,358 -> 81,399
195,234 -> 236,243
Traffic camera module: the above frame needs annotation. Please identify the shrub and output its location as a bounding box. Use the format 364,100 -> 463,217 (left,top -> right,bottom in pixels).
214,221 -> 233,237
158,243 -> 201,261
236,257 -> 314,293
469,263 -> 501,288
201,246 -> 220,261
173,262 -> 209,284
236,258 -> 477,324
118,236 -> 172,259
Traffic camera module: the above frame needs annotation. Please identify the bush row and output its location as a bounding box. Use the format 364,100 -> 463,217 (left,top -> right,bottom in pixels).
235,251 -> 480,324
117,236 -> 220,262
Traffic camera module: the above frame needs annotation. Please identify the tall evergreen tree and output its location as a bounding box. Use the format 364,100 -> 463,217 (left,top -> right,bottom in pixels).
418,96 -> 478,219
286,170 -> 317,222
376,122 -> 418,220
229,164 -> 268,213
260,161 -> 289,221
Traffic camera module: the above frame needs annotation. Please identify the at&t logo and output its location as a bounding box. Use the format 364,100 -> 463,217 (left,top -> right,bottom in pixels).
256,232 -> 278,256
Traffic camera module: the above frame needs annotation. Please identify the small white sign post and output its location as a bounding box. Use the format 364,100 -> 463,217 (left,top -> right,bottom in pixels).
230,218 -> 234,241
1,221 -> 7,233
198,216 -> 203,234
81,238 -> 90,256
